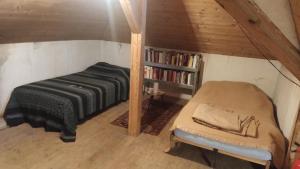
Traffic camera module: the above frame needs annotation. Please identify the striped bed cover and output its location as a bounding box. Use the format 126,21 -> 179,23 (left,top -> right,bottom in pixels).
4,62 -> 130,142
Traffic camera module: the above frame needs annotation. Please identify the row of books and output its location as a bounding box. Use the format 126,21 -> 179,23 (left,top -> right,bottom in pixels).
144,66 -> 195,86
145,48 -> 200,68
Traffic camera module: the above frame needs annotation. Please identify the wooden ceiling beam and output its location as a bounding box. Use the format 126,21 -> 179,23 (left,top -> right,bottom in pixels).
289,0 -> 300,44
119,0 -> 143,33
214,0 -> 300,80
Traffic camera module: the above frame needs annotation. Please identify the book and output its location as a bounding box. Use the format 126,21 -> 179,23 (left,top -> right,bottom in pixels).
188,73 -> 192,85
172,71 -> 177,83
171,55 -> 175,65
188,55 -> 193,67
192,55 -> 199,68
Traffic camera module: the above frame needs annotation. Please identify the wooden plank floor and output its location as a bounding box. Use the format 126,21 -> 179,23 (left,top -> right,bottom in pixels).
0,101 -> 263,169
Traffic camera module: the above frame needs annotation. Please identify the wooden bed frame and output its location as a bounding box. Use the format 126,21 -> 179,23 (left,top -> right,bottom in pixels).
165,132 -> 271,169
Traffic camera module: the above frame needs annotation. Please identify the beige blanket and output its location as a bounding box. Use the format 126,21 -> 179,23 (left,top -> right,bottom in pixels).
171,81 -> 285,169
192,103 -> 259,138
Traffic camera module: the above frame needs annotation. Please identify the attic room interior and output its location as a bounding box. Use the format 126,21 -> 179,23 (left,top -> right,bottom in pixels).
0,0 -> 300,169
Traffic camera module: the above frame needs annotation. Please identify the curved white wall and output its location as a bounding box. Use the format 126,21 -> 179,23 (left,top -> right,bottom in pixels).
253,0 -> 300,140
273,66 -> 300,140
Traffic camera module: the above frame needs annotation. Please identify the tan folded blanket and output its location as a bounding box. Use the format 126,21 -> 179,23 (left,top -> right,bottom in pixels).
192,104 -> 259,138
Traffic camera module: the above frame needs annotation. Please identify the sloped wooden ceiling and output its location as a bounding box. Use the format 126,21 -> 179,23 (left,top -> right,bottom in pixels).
0,0 -> 263,58
146,0 -> 263,58
0,0 -> 131,43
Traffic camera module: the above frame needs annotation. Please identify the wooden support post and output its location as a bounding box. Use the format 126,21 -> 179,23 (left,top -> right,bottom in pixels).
128,33 -> 145,136
215,0 -> 300,81
120,0 -> 147,136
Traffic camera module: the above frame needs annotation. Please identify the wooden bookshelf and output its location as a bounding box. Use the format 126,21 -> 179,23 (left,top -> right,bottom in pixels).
143,47 -> 202,95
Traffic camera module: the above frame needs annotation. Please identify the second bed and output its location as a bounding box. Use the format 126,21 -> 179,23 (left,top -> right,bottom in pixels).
168,81 -> 286,169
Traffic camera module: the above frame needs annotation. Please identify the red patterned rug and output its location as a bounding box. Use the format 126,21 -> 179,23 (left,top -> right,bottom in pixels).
111,99 -> 183,135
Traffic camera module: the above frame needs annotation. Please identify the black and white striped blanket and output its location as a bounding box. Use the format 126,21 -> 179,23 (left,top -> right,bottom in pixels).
4,62 -> 130,142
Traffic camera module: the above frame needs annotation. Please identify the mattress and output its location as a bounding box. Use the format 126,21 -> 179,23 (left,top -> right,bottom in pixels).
174,129 -> 272,161
4,62 -> 130,142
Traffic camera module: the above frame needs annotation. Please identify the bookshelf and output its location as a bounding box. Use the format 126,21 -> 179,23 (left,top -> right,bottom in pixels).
143,47 -> 203,95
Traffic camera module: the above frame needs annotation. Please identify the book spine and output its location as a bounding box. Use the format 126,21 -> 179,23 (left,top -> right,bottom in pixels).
193,55 -> 199,68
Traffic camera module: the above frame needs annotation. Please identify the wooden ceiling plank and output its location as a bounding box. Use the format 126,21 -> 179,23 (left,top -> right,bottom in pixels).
146,0 -> 263,58
0,0 -> 131,44
215,0 -> 300,80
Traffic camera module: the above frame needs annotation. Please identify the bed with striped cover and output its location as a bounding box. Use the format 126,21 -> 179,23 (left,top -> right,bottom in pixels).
4,62 -> 130,142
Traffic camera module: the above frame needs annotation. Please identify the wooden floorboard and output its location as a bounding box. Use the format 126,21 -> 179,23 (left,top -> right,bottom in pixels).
0,100 -> 262,169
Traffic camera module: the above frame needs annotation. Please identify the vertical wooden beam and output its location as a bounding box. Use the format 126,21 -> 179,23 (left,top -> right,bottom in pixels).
215,0 -> 300,81
120,0 -> 147,136
128,33 -> 145,136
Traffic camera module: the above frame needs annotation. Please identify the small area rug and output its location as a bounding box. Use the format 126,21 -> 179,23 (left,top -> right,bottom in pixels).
111,98 -> 183,135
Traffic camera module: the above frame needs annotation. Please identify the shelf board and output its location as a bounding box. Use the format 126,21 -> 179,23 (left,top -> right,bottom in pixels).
145,46 -> 201,56
145,62 -> 198,72
144,78 -> 194,90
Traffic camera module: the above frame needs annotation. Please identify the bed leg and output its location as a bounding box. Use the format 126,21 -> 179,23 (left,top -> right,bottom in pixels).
165,133 -> 177,153
265,161 -> 270,169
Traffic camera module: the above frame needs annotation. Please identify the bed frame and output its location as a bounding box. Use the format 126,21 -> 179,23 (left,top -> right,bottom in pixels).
165,132 -> 271,169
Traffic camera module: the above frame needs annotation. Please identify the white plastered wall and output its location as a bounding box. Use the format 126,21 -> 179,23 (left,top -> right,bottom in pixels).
201,53 -> 281,97
100,41 -> 131,68
273,66 -> 300,140
253,0 -> 300,140
1,40 -> 278,104
0,40 -> 102,119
